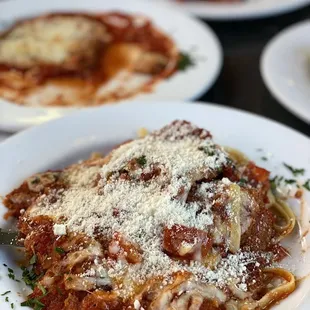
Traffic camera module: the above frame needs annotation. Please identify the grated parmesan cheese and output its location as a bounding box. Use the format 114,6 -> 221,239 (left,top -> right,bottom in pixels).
134,299 -> 141,310
25,121 -> 271,297
53,223 -> 66,236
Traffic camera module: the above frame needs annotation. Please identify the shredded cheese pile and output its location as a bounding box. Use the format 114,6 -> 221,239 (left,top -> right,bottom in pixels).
27,121 -> 270,296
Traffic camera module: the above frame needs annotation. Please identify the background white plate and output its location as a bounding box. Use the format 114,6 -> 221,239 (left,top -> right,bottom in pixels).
0,0 -> 222,132
0,101 -> 310,309
261,20 -> 310,124
154,0 -> 310,20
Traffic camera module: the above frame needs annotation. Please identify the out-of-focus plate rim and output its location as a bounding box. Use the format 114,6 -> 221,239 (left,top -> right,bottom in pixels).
155,0 -> 310,20
260,19 -> 310,124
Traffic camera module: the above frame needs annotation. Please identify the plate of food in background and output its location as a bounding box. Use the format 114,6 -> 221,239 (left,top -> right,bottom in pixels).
156,0 -> 310,20
0,0 -> 222,132
261,20 -> 310,125
0,101 -> 310,310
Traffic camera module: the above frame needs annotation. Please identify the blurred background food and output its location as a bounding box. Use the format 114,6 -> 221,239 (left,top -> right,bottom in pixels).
0,0 -> 223,132
153,0 -> 310,20
0,0 -> 309,137
0,12 -> 179,107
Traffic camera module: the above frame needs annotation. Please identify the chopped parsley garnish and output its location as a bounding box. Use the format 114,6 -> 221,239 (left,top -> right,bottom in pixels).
270,173 -> 309,192
67,276 -> 73,282
8,268 -> 15,280
283,163 -> 305,176
178,52 -> 195,71
55,247 -> 65,254
270,175 -> 276,182
37,283 -> 47,296
238,178 -> 247,186
21,266 -> 41,290
198,146 -> 215,156
1,291 -> 11,296
11,303 -> 14,309
30,177 -> 40,184
136,155 -> 147,167
29,254 -> 37,265
270,176 -> 284,184
261,156 -> 268,161
285,179 -> 296,184
21,298 -> 45,310
270,176 -> 279,191
5,296 -> 9,302
303,179 -> 310,191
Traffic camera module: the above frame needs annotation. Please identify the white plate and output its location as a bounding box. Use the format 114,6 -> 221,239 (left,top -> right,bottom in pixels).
0,101 -> 310,309
155,0 -> 310,20
261,20 -> 310,124
0,0 -> 222,132
0,132 -> 10,143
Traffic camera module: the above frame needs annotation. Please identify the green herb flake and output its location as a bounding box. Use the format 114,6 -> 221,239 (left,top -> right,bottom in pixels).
55,247 -> 65,254
7,267 -> 15,280
67,276 -> 73,282
285,179 -> 296,184
37,283 -> 47,296
198,146 -> 216,156
136,155 -> 147,167
270,176 -> 278,191
11,303 -> 14,309
270,182 -> 276,191
29,254 -> 37,265
30,177 -> 40,185
1,291 -> 11,296
270,175 -> 277,183
5,296 -> 9,302
21,266 -> 41,290
283,163 -> 305,176
261,156 -> 268,161
238,178 -> 247,186
21,298 -> 45,310
303,179 -> 310,191
178,52 -> 195,71
20,301 -> 30,307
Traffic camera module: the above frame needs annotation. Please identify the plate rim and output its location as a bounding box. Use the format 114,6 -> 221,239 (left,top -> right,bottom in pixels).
160,0 -> 310,20
260,19 -> 310,124
1,101 -> 309,149
0,0 -> 223,133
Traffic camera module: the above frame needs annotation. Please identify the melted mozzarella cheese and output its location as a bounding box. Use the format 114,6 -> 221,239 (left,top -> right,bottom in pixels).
0,15 -> 110,68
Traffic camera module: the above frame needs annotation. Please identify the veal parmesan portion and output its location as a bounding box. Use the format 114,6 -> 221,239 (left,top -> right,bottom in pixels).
4,121 -> 296,310
0,12 -> 178,107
